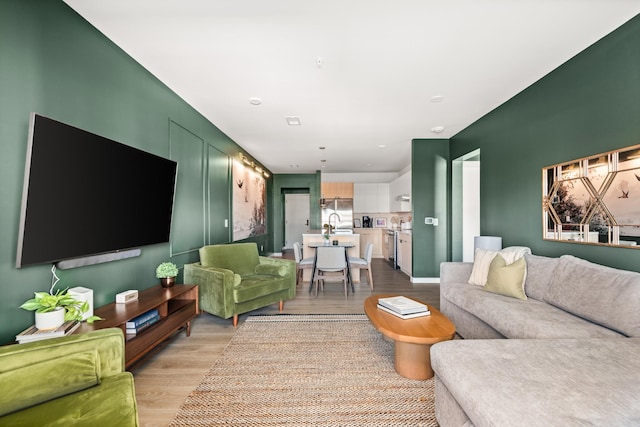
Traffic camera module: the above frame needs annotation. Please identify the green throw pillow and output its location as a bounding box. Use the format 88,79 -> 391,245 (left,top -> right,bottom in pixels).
484,255 -> 527,300
255,263 -> 287,277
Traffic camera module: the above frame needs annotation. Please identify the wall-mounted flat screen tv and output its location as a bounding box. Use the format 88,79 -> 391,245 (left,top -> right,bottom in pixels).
16,113 -> 178,268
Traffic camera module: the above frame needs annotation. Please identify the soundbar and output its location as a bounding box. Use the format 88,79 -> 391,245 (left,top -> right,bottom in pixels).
56,249 -> 141,270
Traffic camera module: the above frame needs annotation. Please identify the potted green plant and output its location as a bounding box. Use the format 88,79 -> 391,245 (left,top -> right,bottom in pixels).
20,288 -> 102,330
156,262 -> 179,288
322,224 -> 334,245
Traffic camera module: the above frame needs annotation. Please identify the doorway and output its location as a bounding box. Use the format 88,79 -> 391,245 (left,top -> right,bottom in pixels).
452,150 -> 480,262
284,193 -> 310,250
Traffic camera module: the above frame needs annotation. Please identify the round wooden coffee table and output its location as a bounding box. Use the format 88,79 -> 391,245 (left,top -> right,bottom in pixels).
364,294 -> 456,380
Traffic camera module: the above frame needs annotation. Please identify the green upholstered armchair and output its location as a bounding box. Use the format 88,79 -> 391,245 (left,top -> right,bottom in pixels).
0,328 -> 138,426
184,242 -> 296,326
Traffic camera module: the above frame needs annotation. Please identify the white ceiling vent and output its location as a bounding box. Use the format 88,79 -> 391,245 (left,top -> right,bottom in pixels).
285,116 -> 301,126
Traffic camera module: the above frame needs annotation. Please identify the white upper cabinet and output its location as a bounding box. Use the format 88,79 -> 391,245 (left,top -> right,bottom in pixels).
354,183 -> 376,212
354,183 -> 389,213
377,184 -> 390,212
389,171 -> 411,212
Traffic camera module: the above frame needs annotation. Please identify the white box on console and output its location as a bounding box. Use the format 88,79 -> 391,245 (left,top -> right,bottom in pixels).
116,290 -> 138,304
68,286 -> 93,320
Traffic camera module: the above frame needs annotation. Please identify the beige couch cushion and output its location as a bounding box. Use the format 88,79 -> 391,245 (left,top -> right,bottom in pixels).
432,338 -> 640,427
544,255 -> 640,337
523,254 -> 558,301
442,282 -> 623,339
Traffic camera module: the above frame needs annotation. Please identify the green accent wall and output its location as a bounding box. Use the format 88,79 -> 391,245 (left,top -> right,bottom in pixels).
0,1 -> 272,343
411,140 -> 450,277
169,120 -> 206,255
448,14 -> 640,271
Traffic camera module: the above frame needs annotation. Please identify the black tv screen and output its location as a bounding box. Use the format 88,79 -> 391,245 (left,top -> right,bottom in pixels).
16,113 -> 178,268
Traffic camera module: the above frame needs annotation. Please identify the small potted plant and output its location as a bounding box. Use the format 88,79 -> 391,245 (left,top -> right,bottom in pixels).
156,262 -> 179,288
322,224 -> 332,245
20,289 -> 102,330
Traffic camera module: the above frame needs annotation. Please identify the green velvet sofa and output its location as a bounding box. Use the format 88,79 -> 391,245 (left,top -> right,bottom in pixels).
184,242 -> 296,326
0,328 -> 138,426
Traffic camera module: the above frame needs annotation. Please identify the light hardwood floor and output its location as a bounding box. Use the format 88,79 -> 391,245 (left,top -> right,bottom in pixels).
131,254 -> 440,426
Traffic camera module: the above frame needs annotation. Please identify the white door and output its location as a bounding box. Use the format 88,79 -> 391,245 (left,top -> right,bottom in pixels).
452,150 -> 481,262
284,194 -> 310,249
462,161 -> 480,261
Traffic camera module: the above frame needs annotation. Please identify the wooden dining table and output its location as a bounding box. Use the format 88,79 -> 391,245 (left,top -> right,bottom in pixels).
307,242 -> 355,294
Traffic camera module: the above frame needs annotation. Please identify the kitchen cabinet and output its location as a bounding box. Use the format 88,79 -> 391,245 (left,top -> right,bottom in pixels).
382,231 -> 389,260
353,183 -> 389,213
397,232 -> 412,276
356,228 -> 383,258
321,182 -> 354,199
389,171 -> 411,212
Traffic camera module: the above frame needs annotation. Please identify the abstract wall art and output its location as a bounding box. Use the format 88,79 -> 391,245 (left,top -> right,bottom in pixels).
233,160 -> 266,241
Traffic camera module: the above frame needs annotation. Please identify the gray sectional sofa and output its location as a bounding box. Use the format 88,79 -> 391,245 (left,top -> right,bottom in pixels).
432,254 -> 640,426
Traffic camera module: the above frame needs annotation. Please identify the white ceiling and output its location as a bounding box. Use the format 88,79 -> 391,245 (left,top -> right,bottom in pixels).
63,0 -> 639,175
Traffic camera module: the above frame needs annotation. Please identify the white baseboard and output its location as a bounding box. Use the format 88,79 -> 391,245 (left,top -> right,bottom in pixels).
271,252 -> 283,257
410,277 -> 440,284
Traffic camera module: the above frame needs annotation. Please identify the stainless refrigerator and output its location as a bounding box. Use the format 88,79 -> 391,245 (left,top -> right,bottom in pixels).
321,198 -> 354,231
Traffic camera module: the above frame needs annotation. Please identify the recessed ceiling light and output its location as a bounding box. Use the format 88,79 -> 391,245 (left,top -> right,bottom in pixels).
431,126 -> 445,133
285,116 -> 301,126
249,97 -> 262,105
290,164 -> 299,168
378,145 -> 387,149
431,95 -> 444,103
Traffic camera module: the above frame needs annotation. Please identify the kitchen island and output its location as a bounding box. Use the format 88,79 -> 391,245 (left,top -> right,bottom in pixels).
302,233 -> 361,284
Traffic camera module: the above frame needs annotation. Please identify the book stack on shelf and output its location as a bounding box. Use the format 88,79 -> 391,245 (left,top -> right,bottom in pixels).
16,320 -> 81,344
377,296 -> 431,319
126,309 -> 160,336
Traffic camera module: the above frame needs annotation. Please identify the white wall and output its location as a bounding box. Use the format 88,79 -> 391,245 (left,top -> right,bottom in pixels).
321,172 -> 400,183
462,161 -> 480,262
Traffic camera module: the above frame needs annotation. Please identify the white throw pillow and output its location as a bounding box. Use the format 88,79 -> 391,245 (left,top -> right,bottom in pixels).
468,247 -> 531,286
501,246 -> 532,259
468,249 -> 499,286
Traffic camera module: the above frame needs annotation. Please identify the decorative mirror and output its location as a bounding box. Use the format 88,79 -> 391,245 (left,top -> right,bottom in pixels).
542,144 -> 640,248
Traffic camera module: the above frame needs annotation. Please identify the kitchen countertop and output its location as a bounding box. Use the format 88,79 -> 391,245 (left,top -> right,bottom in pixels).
304,231 -> 358,236
378,228 -> 412,234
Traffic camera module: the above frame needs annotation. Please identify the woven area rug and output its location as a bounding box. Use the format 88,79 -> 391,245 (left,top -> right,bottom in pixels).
170,314 -> 438,426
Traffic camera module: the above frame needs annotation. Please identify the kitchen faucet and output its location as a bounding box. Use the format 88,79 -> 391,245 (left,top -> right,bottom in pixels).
328,212 -> 340,233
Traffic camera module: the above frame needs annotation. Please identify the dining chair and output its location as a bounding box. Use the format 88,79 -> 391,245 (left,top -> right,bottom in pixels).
293,241 -> 314,285
313,246 -> 348,297
348,242 -> 374,289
